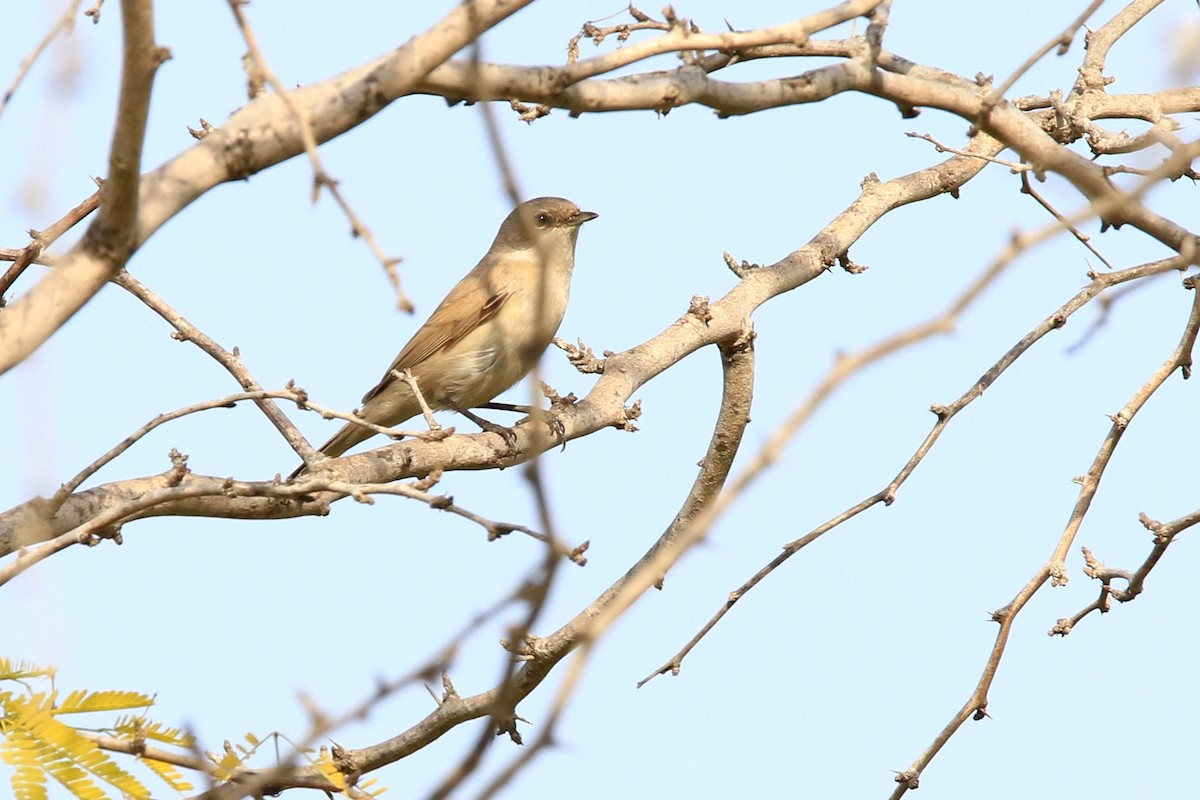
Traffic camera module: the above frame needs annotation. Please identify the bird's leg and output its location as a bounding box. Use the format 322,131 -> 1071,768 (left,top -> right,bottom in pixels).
448,402 -> 519,447
480,401 -> 533,414
480,402 -> 566,448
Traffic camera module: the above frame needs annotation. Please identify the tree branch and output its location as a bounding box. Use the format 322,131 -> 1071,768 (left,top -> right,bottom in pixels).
335,324 -> 756,780
0,0 -> 161,374
891,272 -> 1200,797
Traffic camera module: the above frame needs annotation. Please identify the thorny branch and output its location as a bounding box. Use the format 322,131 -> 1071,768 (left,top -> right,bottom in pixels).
891,273 -> 1200,797
0,0 -> 163,373
0,0 -> 83,119
113,270 -> 318,465
223,0 -> 411,312
1050,505 -> 1200,636
2,0 -> 1200,796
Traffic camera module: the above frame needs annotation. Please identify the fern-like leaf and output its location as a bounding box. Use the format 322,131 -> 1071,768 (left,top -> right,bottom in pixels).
40,756 -> 105,800
9,762 -> 48,800
56,691 -> 153,715
358,776 -> 387,797
209,747 -> 244,783
0,660 -> 55,683
140,757 -> 194,794
312,750 -> 347,791
3,730 -> 51,800
7,694 -> 151,799
110,716 -> 195,748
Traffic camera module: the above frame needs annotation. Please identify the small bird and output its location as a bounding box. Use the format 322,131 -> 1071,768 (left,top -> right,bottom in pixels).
295,197 -> 596,475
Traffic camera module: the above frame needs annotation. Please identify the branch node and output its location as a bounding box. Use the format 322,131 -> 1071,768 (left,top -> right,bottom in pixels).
166,449 -> 189,485
838,252 -> 868,274
1049,560 -> 1070,587
187,117 -> 215,140
553,337 -> 606,374
412,469 -> 443,491
508,98 -> 551,123
722,250 -> 759,277
617,399 -> 642,432
688,294 -> 713,325
487,523 -> 513,541
1049,618 -> 1073,637
569,540 -> 590,566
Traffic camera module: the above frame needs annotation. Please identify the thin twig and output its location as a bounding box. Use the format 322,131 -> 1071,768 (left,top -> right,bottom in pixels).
982,0 -> 1107,109
642,256 -> 1187,687
308,478 -> 585,560
904,131 -> 1030,172
224,0 -> 410,311
891,274 -> 1200,798
394,369 -> 441,431
1050,505 -> 1200,634
112,271 -> 317,465
0,187 -> 102,301
1019,170 -> 1114,269
296,390 -> 454,445
0,0 -> 83,119
54,389 -> 303,502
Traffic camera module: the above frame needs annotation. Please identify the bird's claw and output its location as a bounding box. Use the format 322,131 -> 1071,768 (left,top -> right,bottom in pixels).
548,414 -> 567,451
477,418 -> 519,448
513,411 -> 567,450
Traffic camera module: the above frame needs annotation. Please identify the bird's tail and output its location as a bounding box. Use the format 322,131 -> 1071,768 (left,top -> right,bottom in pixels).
287,420 -> 376,480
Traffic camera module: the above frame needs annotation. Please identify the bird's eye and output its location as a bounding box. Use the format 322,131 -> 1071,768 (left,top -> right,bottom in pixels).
536,213 -> 550,227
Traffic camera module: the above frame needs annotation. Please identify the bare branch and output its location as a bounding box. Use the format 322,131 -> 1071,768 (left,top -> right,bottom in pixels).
331,327 -> 755,781
224,0 -> 411,312
0,0 -> 82,119
0,187 -> 102,302
891,273 -> 1200,797
982,0 -> 1108,109
1051,504 -> 1200,635
0,0 -> 162,373
0,131 -> 997,553
1019,170 -> 1114,269
1075,0 -> 1166,94
113,271 -> 316,465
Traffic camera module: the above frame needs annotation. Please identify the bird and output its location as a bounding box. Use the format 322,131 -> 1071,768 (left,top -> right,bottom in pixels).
292,196 -> 597,477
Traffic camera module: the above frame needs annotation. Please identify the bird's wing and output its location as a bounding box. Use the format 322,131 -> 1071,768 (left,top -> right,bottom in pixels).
361,265 -> 509,404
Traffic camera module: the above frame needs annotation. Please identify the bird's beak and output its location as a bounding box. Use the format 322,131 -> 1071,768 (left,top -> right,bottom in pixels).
569,210 -> 599,226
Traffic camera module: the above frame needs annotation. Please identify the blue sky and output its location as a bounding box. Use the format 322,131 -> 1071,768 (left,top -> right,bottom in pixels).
3,2 -> 1199,798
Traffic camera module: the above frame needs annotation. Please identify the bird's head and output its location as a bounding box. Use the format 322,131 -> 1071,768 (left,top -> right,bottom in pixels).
495,197 -> 598,253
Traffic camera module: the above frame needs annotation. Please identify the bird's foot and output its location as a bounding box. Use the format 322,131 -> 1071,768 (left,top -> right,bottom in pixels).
544,412 -> 567,450
475,416 -> 519,448
453,404 -> 519,448
479,401 -> 565,449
